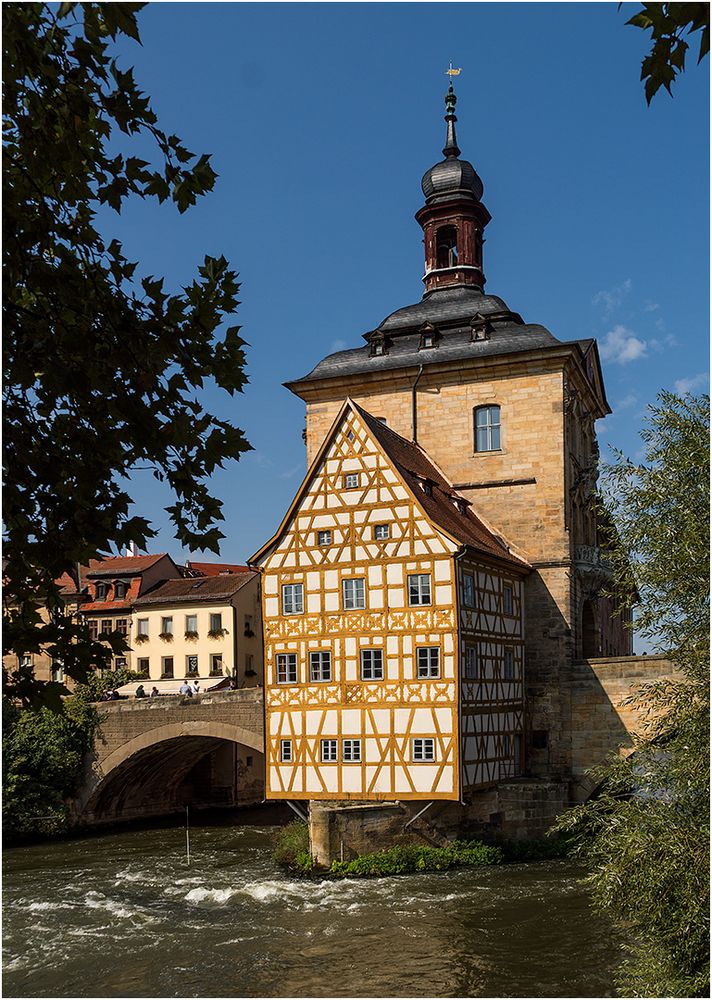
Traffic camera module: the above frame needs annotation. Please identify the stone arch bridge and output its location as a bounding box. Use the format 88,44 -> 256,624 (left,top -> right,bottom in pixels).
75,689 -> 264,825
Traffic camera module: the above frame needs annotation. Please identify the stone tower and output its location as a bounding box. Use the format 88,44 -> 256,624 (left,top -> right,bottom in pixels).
285,84 -> 632,780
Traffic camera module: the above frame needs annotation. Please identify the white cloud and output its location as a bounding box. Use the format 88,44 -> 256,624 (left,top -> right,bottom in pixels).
674,372 -> 709,394
279,463 -> 303,480
599,325 -> 648,365
330,339 -> 347,353
615,392 -> 638,410
643,301 -> 660,312
592,278 -> 632,314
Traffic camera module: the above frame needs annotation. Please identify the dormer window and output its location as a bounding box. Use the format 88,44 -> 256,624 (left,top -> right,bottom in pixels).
421,480 -> 433,497
369,334 -> 389,357
470,313 -> 491,342
95,582 -> 108,600
453,498 -> 467,515
419,322 -> 440,350
114,581 -> 128,600
435,225 -> 458,269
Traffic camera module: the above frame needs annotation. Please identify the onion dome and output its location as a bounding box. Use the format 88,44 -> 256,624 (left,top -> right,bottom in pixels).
421,83 -> 484,204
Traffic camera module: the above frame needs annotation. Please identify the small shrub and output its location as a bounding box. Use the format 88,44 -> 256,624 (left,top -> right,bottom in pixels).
274,819 -> 311,869
329,839 -> 503,878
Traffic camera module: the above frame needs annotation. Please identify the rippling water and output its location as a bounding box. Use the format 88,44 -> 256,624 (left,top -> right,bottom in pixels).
3,824 -> 620,997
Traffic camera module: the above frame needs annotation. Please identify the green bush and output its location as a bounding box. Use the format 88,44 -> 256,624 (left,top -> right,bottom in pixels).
329,839 -> 503,878
500,834 -> 573,862
273,819 -> 312,870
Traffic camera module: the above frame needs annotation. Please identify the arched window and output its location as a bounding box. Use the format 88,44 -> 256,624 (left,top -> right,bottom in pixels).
474,405 -> 501,452
435,226 -> 458,269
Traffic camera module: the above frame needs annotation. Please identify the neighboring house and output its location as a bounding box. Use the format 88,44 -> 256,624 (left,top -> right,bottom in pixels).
251,400 -> 529,801
130,571 -> 262,687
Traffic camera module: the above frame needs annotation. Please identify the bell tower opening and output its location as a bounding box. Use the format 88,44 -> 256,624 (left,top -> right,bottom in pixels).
436,225 -> 458,269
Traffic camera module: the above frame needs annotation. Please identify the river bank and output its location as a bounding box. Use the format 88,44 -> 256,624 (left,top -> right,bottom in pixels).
3,821 -> 621,998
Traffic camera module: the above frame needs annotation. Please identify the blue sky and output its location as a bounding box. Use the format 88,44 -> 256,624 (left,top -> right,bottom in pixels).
103,1 -> 709,575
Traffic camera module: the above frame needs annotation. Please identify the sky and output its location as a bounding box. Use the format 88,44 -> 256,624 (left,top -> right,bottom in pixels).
101,1 -> 709,586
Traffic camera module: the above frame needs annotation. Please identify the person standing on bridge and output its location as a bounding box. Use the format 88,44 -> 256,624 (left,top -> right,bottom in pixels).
192,679 -> 201,695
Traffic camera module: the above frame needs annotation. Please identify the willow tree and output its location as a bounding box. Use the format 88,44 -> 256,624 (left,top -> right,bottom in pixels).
3,3 -> 250,703
556,392 -> 710,998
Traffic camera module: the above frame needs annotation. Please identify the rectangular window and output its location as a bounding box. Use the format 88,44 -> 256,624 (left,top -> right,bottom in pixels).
209,653 -> 223,675
20,654 -> 33,670
137,618 -> 149,637
161,616 -> 173,635
317,530 -> 332,546
503,585 -> 514,615
412,738 -> 436,762
342,739 -> 362,762
114,657 -> 127,669
209,613 -> 223,632
115,618 -> 128,636
343,473 -> 360,489
137,657 -> 149,675
504,648 -> 515,680
186,655 -> 199,676
276,653 -> 298,684
161,656 -> 174,678
342,578 -> 366,610
244,614 -> 253,635
95,582 -> 108,600
320,739 -> 338,762
374,524 -> 390,540
88,620 -> 98,641
282,583 -> 304,615
309,651 -> 332,682
51,660 -> 64,684
474,405 -> 501,452
465,646 -> 477,679
185,614 -> 197,633
245,653 -> 254,673
100,619 -> 112,636
417,647 -> 440,679
408,574 -> 431,606
360,648 -> 383,680
280,739 -> 293,763
503,734 -> 511,757
463,573 -> 475,607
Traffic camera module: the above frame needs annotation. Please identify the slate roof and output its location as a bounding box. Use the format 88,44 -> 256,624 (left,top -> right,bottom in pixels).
353,403 -> 529,571
134,571 -> 257,607
286,286 -> 593,390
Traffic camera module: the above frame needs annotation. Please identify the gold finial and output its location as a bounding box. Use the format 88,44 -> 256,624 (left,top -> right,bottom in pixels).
446,63 -> 462,78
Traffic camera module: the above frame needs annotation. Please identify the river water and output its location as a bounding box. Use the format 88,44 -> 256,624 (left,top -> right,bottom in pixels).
3,824 -> 621,998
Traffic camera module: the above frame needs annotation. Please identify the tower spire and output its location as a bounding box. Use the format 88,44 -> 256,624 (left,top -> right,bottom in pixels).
443,81 -> 461,158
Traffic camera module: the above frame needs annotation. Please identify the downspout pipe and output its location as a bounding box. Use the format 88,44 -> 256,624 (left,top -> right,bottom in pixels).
411,365 -> 425,443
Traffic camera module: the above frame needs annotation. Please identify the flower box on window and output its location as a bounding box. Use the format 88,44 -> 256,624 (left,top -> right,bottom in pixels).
134,633 -> 149,644
207,628 -> 227,640
158,631 -> 173,641
184,630 -> 199,640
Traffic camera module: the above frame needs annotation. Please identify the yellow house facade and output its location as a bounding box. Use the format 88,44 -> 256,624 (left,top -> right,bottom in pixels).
251,400 -> 528,801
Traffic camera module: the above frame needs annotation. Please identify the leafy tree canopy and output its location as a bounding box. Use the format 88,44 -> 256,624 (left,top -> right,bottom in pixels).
2,3 -> 250,703
625,2 -> 710,102
556,392 -> 710,998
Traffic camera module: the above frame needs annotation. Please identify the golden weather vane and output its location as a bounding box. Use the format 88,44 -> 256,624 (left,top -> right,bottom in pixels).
446,62 -> 462,78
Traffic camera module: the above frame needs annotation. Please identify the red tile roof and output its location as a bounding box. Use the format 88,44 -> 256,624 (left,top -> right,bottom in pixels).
134,571 -> 257,607
184,561 -> 251,577
85,554 -> 170,578
354,403 -> 529,571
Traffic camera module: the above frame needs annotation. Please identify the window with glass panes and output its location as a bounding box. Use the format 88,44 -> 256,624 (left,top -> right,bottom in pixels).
309,651 -> 332,682
317,530 -> 332,546
417,647 -> 440,678
185,614 -> 197,633
463,573 -> 475,606
474,405 -> 501,452
51,660 -> 64,683
137,617 -> 149,636
412,738 -> 435,762
186,655 -> 199,675
280,739 -> 293,762
209,613 -> 222,632
88,619 -> 98,641
320,739 -> 338,762
161,656 -> 174,678
276,653 -> 298,684
137,657 -> 149,674
100,619 -> 112,636
209,654 -> 223,675
374,524 -> 390,540
465,646 -> 477,679
503,584 -> 514,615
360,649 -> 383,680
342,578 -> 365,610
342,739 -> 361,762
282,583 -> 304,614
161,616 -> 173,634
504,647 -> 515,680
408,574 -> 431,606
343,473 -> 359,489
115,618 -> 128,636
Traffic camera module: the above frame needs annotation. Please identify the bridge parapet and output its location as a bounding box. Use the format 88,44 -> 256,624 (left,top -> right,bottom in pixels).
567,654 -> 678,801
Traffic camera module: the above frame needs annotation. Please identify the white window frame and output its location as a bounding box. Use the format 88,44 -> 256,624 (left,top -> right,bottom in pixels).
280,739 -> 293,763
503,584 -> 514,615
504,647 -> 515,680
408,574 -> 431,606
320,739 -> 338,762
100,619 -> 112,636
282,583 -> 304,615
317,529 -> 332,546
465,645 -> 477,680
276,653 -> 298,685
309,651 -> 332,682
463,573 -> 475,607
417,646 -> 440,679
474,404 -> 501,452
115,618 -> 128,636
412,738 -> 436,762
343,473 -> 360,489
342,578 -> 366,610
342,739 -> 362,762
360,648 -> 383,681
374,524 -> 390,540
